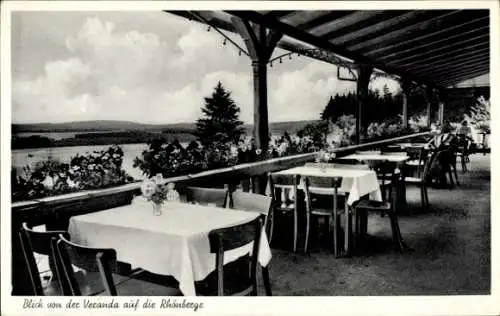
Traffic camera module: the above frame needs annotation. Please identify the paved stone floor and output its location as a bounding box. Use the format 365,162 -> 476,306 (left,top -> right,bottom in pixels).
264,154 -> 490,296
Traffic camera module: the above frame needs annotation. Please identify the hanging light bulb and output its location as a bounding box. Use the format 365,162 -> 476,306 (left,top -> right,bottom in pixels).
238,50 -> 242,56
207,26 -> 211,32
270,61 -> 273,68
289,54 -> 292,60
223,38 -> 227,46
279,58 -> 282,63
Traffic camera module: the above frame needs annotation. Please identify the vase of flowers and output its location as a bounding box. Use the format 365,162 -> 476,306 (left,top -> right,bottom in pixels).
141,174 -> 168,216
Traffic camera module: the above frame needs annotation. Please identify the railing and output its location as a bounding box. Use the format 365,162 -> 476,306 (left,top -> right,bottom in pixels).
10,131 -> 429,294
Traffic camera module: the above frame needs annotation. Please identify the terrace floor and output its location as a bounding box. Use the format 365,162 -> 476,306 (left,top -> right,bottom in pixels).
265,153 -> 491,296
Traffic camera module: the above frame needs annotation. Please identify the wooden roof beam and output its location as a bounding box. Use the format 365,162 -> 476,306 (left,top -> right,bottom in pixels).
308,10 -> 386,37
434,63 -> 490,80
416,58 -> 490,78
224,10 -> 439,88
397,42 -> 490,67
407,51 -> 490,73
377,24 -> 489,62
348,10 -> 465,51
366,15 -> 489,57
330,10 -> 426,46
388,33 -> 489,64
439,69 -> 490,86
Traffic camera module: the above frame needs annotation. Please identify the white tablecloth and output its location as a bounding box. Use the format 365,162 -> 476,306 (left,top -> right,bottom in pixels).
274,166 -> 382,205
68,199 -> 272,296
342,153 -> 409,163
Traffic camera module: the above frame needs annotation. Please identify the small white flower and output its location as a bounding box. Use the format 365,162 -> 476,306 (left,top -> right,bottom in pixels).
141,180 -> 156,198
42,175 -> 54,190
88,164 -> 95,170
230,146 -> 239,157
66,178 -> 77,188
256,149 -> 262,155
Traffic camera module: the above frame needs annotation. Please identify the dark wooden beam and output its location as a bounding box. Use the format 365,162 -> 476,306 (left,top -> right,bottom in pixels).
398,42 -> 490,68
389,33 -> 489,64
330,11 -> 424,46
440,71 -> 490,87
356,64 -> 373,144
308,10 -> 386,37
224,10 -> 440,88
415,57 -> 490,78
348,10 -> 465,51
294,11 -> 354,30
406,47 -> 490,72
435,67 -> 490,86
365,15 -> 489,57
401,79 -> 412,129
409,54 -> 490,75
378,24 -> 489,62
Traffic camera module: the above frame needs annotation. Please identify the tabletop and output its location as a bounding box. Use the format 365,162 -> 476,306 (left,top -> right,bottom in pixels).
68,198 -> 272,296
274,166 -> 381,205
342,153 -> 409,162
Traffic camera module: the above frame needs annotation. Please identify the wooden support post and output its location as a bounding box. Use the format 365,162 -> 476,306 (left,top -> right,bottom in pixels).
355,64 -> 373,144
231,17 -> 282,193
401,79 -> 411,129
426,86 -> 434,128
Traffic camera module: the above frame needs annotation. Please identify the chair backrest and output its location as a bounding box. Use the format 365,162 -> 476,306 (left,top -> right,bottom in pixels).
186,187 -> 229,207
227,191 -> 272,216
267,173 -> 298,210
18,222 -> 69,296
208,215 -> 264,296
52,234 -> 119,296
406,147 -> 429,177
369,160 -> 397,202
421,150 -> 439,183
303,176 -> 342,215
227,191 -> 273,238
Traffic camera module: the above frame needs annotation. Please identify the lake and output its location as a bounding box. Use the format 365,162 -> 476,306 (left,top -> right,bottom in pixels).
12,143 -> 149,180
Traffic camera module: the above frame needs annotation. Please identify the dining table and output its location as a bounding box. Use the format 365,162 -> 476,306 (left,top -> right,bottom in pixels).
68,198 -> 272,296
273,165 -> 382,255
338,152 -> 410,211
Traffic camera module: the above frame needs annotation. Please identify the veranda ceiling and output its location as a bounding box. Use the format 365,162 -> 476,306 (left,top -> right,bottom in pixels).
168,10 -> 490,89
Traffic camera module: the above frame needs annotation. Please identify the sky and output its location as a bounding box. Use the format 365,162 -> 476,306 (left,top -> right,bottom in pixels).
11,11 -> 402,124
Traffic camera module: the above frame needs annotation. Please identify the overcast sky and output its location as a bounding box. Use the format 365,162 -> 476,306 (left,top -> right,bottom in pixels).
12,11 -> 402,124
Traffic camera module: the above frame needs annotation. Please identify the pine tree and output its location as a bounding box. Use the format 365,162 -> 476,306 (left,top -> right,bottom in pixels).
195,82 -> 244,146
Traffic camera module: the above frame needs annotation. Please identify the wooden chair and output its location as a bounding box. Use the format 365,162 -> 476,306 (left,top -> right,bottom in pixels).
18,222 -> 70,295
267,173 -> 299,252
456,136 -> 471,172
354,161 -> 408,253
404,150 -> 436,210
51,234 -> 182,296
203,216 -> 265,296
303,176 -> 346,256
405,147 -> 428,178
225,191 -> 273,296
186,187 -> 229,207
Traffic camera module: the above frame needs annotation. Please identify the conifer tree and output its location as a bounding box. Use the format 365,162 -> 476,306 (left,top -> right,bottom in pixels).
195,82 -> 244,145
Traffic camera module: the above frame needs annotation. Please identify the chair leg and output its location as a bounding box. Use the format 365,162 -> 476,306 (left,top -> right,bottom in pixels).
304,212 -> 310,253
423,185 -> 429,209
333,214 -> 340,257
261,266 -> 272,296
344,207 -> 352,255
453,164 -> 460,186
420,186 -> 425,210
293,211 -> 298,253
268,209 -> 274,244
353,208 -> 359,251
388,212 -> 405,253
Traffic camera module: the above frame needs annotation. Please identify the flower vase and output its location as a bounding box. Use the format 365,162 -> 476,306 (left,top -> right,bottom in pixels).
152,202 -> 162,216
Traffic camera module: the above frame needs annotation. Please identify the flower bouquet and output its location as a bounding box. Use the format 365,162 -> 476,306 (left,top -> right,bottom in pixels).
141,174 -> 168,215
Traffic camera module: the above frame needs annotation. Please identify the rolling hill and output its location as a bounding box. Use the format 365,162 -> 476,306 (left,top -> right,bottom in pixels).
12,119 -> 321,135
